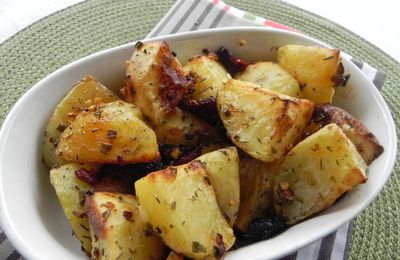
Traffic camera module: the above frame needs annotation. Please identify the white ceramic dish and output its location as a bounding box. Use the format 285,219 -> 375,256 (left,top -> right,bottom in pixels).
0,27 -> 396,260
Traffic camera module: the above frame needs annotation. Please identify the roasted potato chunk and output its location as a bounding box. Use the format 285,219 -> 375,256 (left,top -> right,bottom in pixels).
306,104 -> 384,164
183,54 -> 231,101
235,62 -> 301,98
135,161 -> 235,259
217,79 -> 314,162
56,100 -> 160,164
273,123 -> 367,225
277,45 -> 342,104
43,75 -> 119,169
196,147 -> 240,227
85,192 -> 165,259
50,163 -> 99,254
235,157 -> 281,231
125,41 -> 218,145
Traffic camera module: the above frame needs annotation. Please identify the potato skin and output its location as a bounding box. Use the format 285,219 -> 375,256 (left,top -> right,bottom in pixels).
85,192 -> 165,260
183,54 -> 231,101
56,100 -> 160,164
135,160 -> 235,259
124,41 -> 218,145
306,104 -> 383,165
217,79 -> 314,162
277,45 -> 342,104
235,62 -> 301,98
43,75 -> 119,169
50,163 -> 99,255
273,123 -> 367,225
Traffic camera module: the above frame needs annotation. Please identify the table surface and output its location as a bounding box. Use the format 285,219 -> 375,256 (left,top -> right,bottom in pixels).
1,0 -> 399,63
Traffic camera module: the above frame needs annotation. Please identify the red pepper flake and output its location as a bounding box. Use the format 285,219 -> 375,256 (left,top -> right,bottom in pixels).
216,47 -> 248,76
72,210 -> 86,218
123,211 -> 133,220
104,201 -> 115,210
75,168 -> 97,185
213,233 -> 226,258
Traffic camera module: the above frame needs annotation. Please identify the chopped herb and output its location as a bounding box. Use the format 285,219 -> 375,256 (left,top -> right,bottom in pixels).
326,146 -> 333,152
79,223 -> 90,231
94,109 -> 102,118
135,41 -> 144,49
107,130 -> 117,139
320,159 -> 323,170
192,241 -> 207,253
155,226 -> 162,234
102,209 -> 111,220
56,123 -> 67,132
153,195 -> 160,204
323,56 -> 334,60
171,201 -> 176,210
101,143 -> 112,154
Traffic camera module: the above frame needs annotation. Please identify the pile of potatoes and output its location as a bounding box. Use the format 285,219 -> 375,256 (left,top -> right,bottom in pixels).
44,40 -> 383,259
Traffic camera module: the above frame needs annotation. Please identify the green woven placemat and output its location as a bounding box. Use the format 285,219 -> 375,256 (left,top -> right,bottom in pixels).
0,0 -> 399,259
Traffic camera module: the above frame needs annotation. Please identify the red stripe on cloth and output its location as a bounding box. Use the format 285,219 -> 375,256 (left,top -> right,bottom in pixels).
223,4 -> 230,11
263,20 -> 297,32
212,0 -> 220,5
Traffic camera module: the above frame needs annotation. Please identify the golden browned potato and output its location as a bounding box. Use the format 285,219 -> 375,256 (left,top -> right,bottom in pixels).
183,54 -> 231,101
135,161 -> 235,259
196,147 -> 240,227
43,75 -> 119,169
235,62 -> 301,98
85,192 -> 165,259
305,104 -> 383,164
217,79 -> 314,162
50,163 -> 100,254
273,123 -> 367,225
56,100 -> 160,164
277,45 -> 343,104
124,41 -> 189,125
235,157 -> 281,231
124,41 -> 218,145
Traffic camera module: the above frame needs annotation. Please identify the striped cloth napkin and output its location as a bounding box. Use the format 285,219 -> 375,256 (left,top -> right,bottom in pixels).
0,0 -> 386,259
147,0 -> 386,260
